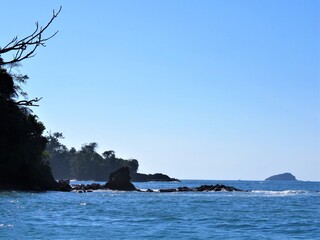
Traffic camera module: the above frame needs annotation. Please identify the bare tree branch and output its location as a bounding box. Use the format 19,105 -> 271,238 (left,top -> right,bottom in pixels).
16,97 -> 43,107
0,6 -> 62,66
0,95 -> 43,107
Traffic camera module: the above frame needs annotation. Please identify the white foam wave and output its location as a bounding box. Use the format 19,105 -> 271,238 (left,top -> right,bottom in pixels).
251,190 -> 308,196
0,224 -> 13,228
72,189 -> 112,193
139,189 -> 160,192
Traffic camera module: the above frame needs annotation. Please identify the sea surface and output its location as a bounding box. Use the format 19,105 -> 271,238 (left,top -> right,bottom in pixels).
1,180 -> 319,239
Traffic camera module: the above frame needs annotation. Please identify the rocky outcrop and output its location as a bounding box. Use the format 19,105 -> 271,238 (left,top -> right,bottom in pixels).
195,184 -> 241,191
265,173 -> 297,181
131,173 -> 179,182
70,183 -> 242,193
158,184 -> 242,193
53,168 -> 242,193
55,179 -> 73,192
73,183 -> 104,192
104,167 -> 137,191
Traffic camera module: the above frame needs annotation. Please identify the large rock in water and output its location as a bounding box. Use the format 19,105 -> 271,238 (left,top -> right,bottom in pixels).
265,173 -> 297,181
105,167 -> 137,191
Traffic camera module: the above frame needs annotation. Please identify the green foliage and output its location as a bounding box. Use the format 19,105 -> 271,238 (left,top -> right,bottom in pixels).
46,133 -> 139,181
46,132 -> 72,180
70,143 -> 104,180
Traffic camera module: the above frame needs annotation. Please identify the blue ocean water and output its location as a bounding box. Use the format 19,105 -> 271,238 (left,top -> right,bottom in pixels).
1,180 -> 319,239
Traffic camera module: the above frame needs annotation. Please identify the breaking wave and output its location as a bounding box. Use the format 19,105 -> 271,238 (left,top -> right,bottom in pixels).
251,190 -> 312,196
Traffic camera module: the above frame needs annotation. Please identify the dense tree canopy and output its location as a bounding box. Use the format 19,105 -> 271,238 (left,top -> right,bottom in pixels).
46,132 -> 139,181
0,8 -> 61,190
0,61 -> 57,190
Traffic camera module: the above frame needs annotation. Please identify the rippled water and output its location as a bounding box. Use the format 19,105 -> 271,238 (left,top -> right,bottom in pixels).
1,180 -> 319,239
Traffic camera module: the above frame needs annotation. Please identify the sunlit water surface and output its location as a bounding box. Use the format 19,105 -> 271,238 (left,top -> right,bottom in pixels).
1,180 -> 319,239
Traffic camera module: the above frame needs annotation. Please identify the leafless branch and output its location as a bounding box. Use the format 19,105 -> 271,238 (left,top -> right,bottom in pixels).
0,6 -> 62,66
0,95 -> 43,107
15,97 -> 43,107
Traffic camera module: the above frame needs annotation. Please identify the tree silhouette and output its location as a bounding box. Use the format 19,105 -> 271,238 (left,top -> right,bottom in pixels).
45,133 -> 140,181
0,68 -> 56,190
0,7 -> 62,190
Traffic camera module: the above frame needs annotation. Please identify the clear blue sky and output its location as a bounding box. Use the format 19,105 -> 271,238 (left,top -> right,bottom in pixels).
2,1 -> 319,180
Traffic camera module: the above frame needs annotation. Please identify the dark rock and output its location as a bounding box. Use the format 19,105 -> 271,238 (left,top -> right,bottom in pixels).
146,189 -> 154,192
159,188 -> 177,192
105,167 -> 137,191
131,173 -> 180,182
177,187 -> 193,192
72,183 -> 104,191
195,184 -> 241,192
157,184 -> 242,193
56,179 -> 72,192
73,184 -> 85,191
84,183 -> 103,190
265,173 -> 297,181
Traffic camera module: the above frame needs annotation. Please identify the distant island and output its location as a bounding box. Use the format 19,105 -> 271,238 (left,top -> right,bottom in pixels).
265,173 -> 297,181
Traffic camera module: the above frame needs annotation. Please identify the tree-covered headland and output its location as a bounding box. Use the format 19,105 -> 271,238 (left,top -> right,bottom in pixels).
0,8 -> 177,190
0,8 -> 62,190
46,132 -> 139,181
0,7 -> 140,189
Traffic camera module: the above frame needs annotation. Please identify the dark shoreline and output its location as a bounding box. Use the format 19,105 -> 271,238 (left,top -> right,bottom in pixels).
67,182 -> 243,193
0,168 -> 243,192
0,182 -> 243,193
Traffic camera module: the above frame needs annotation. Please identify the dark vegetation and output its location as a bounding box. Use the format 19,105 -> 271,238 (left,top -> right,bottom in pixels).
46,132 -> 179,182
0,8 -> 62,191
46,132 -> 139,181
0,74 -> 57,190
